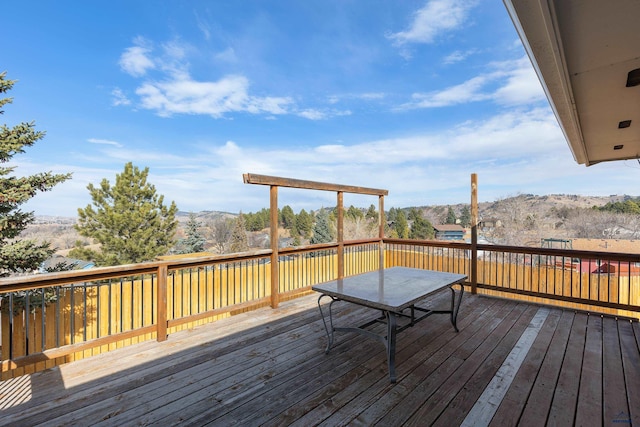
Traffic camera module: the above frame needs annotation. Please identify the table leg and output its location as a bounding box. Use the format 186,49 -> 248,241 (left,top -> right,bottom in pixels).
385,311 -> 398,383
449,283 -> 464,332
317,294 -> 337,354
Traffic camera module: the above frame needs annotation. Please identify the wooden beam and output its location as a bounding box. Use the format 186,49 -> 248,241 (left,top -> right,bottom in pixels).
243,173 -> 388,196
337,191 -> 344,279
157,264 -> 168,341
471,173 -> 478,295
270,185 -> 279,308
379,194 -> 385,268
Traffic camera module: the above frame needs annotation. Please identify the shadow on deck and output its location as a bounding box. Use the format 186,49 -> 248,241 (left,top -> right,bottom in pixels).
0,291 -> 638,426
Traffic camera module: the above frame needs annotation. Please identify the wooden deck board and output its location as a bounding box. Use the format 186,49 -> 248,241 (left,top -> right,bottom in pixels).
575,314 -> 604,427
547,312 -> 588,425
603,316 -> 630,425
1,291 -> 638,427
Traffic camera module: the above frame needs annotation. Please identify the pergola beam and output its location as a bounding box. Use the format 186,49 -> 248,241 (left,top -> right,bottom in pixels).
243,173 -> 388,196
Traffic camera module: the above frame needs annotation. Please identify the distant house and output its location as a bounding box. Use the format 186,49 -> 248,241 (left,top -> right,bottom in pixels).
41,255 -> 95,272
433,224 -> 465,241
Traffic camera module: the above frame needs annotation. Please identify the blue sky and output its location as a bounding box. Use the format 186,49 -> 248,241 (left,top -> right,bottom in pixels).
3,0 -> 639,217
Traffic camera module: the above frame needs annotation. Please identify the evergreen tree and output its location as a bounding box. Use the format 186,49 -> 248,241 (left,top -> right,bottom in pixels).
0,72 -> 72,276
459,205 -> 472,228
245,208 -> 269,231
310,209 -> 333,244
296,209 -> 313,238
445,206 -> 457,224
280,205 -> 296,229
71,162 -> 178,266
410,216 -> 435,240
365,204 -> 377,220
387,207 -> 398,222
408,207 -> 422,221
229,212 -> 249,252
393,210 -> 409,239
176,212 -> 206,254
346,205 -> 364,220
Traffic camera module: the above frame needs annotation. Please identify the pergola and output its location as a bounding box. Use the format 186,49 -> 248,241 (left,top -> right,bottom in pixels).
243,173 -> 480,308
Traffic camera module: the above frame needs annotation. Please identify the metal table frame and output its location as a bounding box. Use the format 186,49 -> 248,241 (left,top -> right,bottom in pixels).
312,267 -> 467,383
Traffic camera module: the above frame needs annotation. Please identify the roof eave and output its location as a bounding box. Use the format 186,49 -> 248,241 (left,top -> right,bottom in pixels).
503,0 -> 590,166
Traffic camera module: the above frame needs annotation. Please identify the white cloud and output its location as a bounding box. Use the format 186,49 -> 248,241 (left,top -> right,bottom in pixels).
443,49 -> 477,65
492,58 -> 545,105
215,47 -> 238,63
402,75 -> 492,109
388,0 -> 475,46
298,109 -> 326,120
194,10 -> 211,41
111,88 -> 131,106
135,74 -> 293,118
399,56 -> 545,110
22,105 -> 638,218
119,40 -> 155,77
87,138 -> 123,148
118,39 -> 309,119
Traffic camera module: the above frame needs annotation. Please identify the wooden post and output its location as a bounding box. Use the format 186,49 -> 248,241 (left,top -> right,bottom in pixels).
156,264 -> 168,342
270,185 -> 279,308
471,173 -> 478,294
379,195 -> 385,269
337,191 -> 344,279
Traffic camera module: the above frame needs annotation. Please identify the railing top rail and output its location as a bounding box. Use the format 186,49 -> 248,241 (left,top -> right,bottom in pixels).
0,249 -> 273,294
0,263 -> 160,293
278,239 -> 380,255
476,243 -> 640,261
384,238 -> 471,249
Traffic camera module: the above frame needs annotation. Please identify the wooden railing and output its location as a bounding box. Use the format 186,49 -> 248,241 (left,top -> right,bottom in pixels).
385,239 -> 640,319
1,238 -> 639,379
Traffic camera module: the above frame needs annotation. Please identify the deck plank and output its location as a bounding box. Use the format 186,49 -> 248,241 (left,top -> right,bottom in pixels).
514,310 -> 576,426
574,314 -> 603,427
602,316 -> 630,426
547,312 -> 588,425
488,308 -> 563,426
618,319 -> 640,426
0,292 -> 638,427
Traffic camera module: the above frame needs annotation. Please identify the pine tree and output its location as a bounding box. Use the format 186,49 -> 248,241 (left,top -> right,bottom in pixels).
459,205 -> 472,228
71,162 -> 178,266
410,215 -> 435,240
387,207 -> 398,222
310,209 -> 333,244
296,209 -> 313,238
229,212 -> 249,252
445,206 -> 457,224
280,205 -> 296,229
365,204 -> 378,220
393,210 -> 409,239
0,72 -> 72,276
176,212 -> 206,254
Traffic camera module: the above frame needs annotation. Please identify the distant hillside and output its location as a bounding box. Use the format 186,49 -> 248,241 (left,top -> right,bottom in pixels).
415,194 -> 628,224
25,194 -> 640,255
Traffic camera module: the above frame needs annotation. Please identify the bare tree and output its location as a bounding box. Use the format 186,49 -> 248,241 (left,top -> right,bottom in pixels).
204,217 -> 234,254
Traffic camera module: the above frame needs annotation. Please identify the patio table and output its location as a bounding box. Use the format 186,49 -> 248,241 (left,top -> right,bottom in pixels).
312,266 -> 467,383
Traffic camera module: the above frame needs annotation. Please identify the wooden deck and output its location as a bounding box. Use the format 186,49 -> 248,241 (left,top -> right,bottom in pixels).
1,290 -> 638,426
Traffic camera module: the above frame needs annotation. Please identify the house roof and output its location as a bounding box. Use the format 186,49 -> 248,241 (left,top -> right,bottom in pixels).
570,238 -> 640,255
433,224 -> 465,232
503,0 -> 640,165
